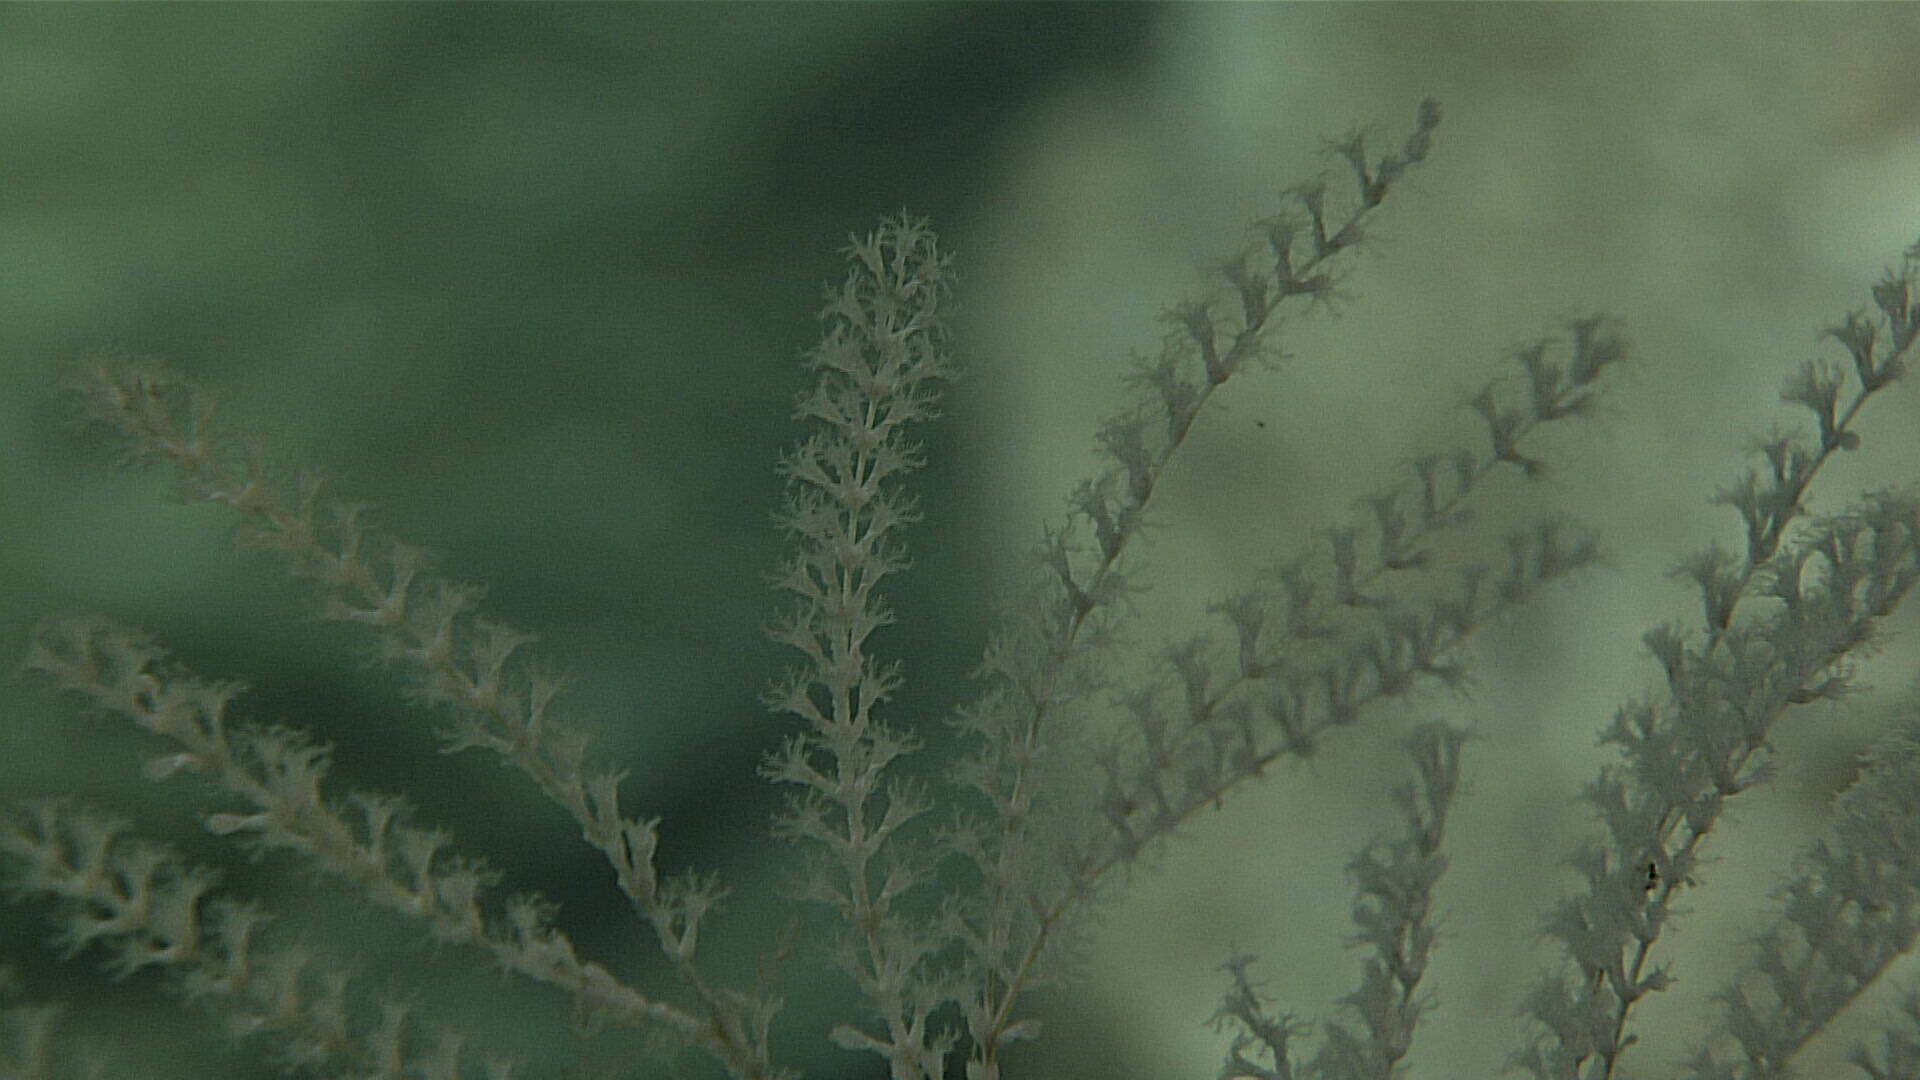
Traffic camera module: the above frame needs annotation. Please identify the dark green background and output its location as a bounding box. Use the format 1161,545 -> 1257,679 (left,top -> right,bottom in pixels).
1,7 -> 1165,1078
